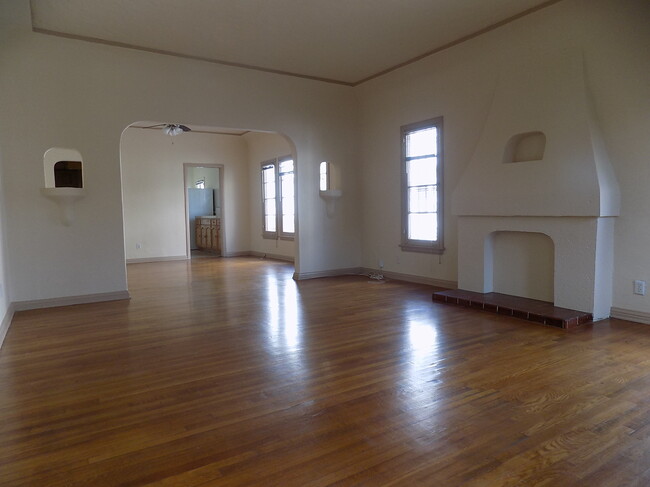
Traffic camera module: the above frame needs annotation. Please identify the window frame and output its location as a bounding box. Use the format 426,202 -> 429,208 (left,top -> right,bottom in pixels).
400,117 -> 445,254
260,156 -> 295,241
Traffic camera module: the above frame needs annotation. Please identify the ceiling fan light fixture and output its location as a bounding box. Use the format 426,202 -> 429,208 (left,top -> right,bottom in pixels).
163,124 -> 185,136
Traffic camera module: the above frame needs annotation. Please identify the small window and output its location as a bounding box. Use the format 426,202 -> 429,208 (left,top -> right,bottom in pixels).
261,157 -> 295,240
319,161 -> 329,191
401,117 -> 444,254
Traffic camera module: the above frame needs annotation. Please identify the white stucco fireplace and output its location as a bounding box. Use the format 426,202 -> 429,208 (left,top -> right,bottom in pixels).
452,49 -> 619,321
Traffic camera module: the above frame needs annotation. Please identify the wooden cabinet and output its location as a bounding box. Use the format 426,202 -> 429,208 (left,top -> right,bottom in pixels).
195,216 -> 221,253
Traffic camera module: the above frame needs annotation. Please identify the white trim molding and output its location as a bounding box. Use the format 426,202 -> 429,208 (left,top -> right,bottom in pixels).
610,307 -> 650,325
126,256 -> 188,264
13,291 -> 131,312
0,303 -> 16,349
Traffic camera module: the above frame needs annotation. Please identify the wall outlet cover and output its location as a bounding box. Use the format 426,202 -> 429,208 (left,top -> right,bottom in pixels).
634,280 -> 646,296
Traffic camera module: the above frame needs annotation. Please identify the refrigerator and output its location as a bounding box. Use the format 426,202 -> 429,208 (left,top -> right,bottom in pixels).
188,188 -> 214,250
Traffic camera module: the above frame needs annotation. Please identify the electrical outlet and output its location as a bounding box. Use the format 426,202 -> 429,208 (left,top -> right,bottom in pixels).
378,259 -> 384,269
136,243 -> 142,249
634,280 -> 646,296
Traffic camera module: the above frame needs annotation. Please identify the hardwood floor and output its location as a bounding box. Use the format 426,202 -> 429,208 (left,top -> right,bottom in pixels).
2,257 -> 650,486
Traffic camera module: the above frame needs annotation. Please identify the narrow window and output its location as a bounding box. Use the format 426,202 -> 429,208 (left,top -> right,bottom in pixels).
262,162 -> 277,237
278,158 -> 295,237
319,161 -> 329,191
401,117 -> 444,254
261,157 -> 295,240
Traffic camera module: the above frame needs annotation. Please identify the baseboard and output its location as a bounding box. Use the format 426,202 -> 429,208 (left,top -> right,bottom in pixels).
13,290 -> 131,312
293,267 -> 363,280
361,268 -> 457,289
249,251 -> 295,263
0,303 -> 15,349
610,307 -> 650,325
126,256 -> 188,264
221,251 -> 253,258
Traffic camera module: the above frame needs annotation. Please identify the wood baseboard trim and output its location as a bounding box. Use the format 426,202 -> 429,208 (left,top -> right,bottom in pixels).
13,291 -> 131,312
0,303 -> 15,349
127,256 -> 188,264
610,307 -> 650,325
361,268 -> 457,289
293,267 -> 363,280
249,251 -> 295,263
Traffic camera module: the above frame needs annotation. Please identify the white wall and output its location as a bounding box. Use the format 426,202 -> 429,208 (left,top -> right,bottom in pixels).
358,0 -> 650,316
121,128 -> 248,261
0,0 -> 360,304
244,132 -> 295,260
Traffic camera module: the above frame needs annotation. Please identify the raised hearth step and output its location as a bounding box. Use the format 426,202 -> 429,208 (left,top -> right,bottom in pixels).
432,290 -> 592,329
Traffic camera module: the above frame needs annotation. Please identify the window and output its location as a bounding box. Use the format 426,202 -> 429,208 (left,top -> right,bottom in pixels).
319,161 -> 329,191
261,157 -> 295,239
401,117 -> 444,254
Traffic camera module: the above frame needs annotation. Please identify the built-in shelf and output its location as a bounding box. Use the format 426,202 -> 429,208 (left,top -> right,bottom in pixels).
319,189 -> 342,216
41,187 -> 86,226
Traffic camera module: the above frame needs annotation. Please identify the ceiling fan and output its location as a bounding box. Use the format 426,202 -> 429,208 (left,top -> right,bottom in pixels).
141,123 -> 192,136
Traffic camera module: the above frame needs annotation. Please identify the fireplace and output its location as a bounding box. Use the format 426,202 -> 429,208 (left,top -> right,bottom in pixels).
449,48 -> 619,321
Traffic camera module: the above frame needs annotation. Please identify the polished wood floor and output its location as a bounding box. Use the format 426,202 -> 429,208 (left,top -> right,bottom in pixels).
2,258 -> 650,486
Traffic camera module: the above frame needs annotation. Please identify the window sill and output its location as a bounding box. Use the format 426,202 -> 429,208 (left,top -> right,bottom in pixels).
400,243 -> 445,255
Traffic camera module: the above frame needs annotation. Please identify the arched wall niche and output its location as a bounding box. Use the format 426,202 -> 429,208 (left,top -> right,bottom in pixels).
43,147 -> 84,188
503,131 -> 546,164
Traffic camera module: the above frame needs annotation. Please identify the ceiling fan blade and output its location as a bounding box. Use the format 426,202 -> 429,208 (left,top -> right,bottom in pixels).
179,125 -> 191,132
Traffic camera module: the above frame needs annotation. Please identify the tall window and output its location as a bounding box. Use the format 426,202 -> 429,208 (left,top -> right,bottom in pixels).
262,163 -> 277,236
261,157 -> 295,239
401,117 -> 444,253
278,158 -> 295,236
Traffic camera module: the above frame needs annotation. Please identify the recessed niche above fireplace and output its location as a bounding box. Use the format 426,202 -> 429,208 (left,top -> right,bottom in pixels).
503,131 -> 546,163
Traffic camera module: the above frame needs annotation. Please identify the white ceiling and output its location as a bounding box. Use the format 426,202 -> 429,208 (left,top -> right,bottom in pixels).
30,0 -> 557,85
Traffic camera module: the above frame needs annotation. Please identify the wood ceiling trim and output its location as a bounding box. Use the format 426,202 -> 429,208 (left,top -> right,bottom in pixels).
31,0 -> 565,87
31,27 -> 355,87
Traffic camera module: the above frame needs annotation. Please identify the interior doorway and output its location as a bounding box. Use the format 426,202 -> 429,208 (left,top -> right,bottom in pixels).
184,164 -> 224,258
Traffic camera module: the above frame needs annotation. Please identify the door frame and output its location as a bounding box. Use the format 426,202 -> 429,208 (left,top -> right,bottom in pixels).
183,163 -> 225,258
